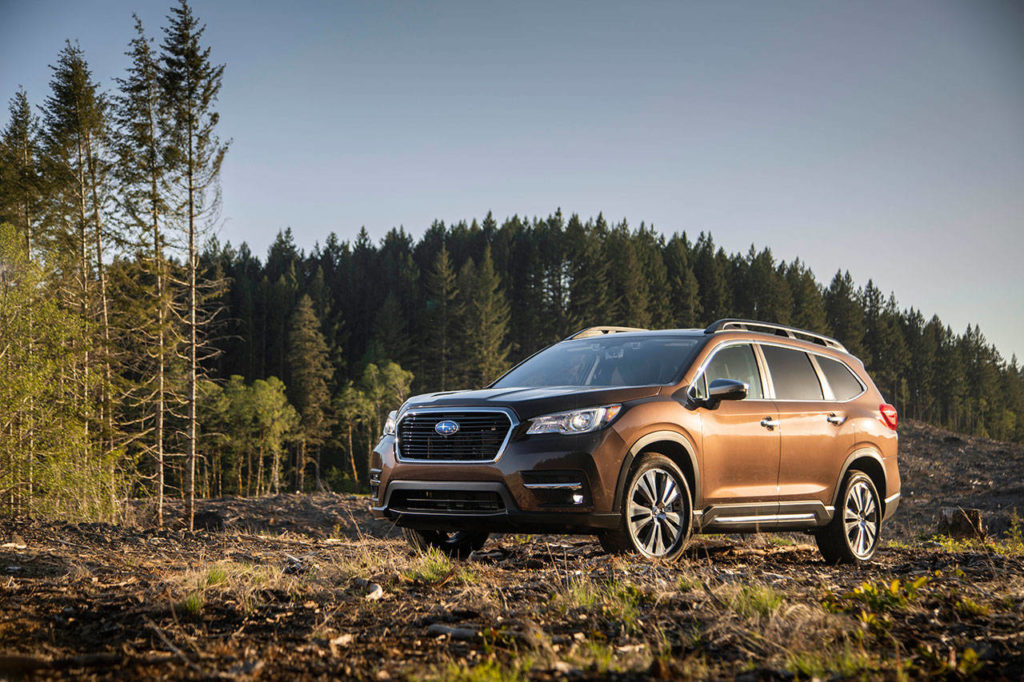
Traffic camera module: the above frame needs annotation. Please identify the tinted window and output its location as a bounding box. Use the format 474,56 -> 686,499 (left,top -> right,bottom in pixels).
761,345 -> 824,400
818,356 -> 864,401
699,344 -> 763,399
492,335 -> 703,388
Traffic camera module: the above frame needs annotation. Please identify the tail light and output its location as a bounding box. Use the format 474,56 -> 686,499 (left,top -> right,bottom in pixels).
879,403 -> 898,430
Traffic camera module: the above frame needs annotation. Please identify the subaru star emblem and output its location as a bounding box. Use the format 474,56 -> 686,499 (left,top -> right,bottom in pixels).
434,419 -> 460,437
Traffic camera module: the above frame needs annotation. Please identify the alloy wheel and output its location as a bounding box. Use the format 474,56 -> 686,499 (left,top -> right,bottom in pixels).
843,479 -> 879,559
627,467 -> 686,557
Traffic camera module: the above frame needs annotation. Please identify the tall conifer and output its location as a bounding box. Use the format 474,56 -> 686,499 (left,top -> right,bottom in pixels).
160,0 -> 228,528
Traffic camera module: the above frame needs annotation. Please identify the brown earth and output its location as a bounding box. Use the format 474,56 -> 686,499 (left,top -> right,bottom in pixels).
1,420 -> 1022,680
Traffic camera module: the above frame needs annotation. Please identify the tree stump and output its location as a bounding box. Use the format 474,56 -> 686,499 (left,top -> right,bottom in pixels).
938,507 -> 985,539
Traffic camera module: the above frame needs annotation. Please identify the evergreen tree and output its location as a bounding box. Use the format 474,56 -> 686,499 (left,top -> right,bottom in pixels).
604,221 -> 651,328
422,244 -> 460,390
160,0 -> 229,529
39,41 -> 117,489
784,260 -> 828,333
459,246 -> 511,387
663,234 -> 701,328
737,246 -> 792,324
368,292 -> 410,366
286,294 -> 335,491
113,15 -> 178,524
692,233 -> 730,323
823,271 -> 866,359
635,223 -> 673,328
0,88 -> 42,254
566,213 -> 612,330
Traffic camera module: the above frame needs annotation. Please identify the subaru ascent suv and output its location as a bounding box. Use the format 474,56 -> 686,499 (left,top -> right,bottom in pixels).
370,320 -> 900,564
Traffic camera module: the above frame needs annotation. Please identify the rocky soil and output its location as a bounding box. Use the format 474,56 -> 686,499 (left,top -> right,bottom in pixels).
0,420 -> 1022,680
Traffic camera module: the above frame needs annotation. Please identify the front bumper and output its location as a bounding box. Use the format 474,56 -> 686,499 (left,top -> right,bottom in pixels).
370,425 -> 628,533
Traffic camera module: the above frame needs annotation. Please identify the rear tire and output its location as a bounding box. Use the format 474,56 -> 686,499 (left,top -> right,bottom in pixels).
601,453 -> 692,561
401,528 -> 489,559
815,471 -> 881,564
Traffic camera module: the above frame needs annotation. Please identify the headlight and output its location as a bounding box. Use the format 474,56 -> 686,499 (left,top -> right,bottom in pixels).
383,410 -> 397,436
526,405 -> 622,435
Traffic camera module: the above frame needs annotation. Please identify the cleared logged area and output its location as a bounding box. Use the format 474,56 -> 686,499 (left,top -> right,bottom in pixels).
1,420 -> 1023,680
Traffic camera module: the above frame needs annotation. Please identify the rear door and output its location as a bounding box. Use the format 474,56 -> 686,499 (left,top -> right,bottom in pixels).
760,344 -> 855,507
696,343 -> 780,513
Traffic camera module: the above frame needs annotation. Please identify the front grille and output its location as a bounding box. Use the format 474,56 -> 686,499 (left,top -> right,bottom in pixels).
397,411 -> 513,461
390,489 -> 505,513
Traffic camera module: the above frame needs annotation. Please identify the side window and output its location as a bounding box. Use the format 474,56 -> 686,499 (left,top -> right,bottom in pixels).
817,356 -> 864,401
761,345 -> 824,400
700,344 -> 764,399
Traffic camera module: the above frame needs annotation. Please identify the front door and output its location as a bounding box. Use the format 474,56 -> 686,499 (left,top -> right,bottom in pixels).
696,343 -> 780,516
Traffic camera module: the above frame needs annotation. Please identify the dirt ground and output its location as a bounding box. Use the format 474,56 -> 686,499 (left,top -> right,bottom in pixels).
1,420 -> 1022,680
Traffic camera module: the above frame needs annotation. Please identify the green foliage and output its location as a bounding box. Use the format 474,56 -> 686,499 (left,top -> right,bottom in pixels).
402,547 -> 457,584
4,2 -> 1024,520
786,646 -> 880,679
824,577 -> 930,615
176,591 -> 204,617
729,584 -> 785,619
552,576 -> 651,634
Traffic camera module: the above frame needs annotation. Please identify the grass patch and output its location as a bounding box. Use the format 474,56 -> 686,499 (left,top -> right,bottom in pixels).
766,534 -> 796,547
204,565 -> 229,587
552,576 -> 652,634
786,645 -> 880,679
436,658 -> 531,681
676,574 -> 700,593
402,547 -> 476,585
403,547 -> 454,584
729,584 -> 785,619
176,591 -> 204,617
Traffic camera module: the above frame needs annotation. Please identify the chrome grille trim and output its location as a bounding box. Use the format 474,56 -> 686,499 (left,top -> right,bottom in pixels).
395,407 -> 518,463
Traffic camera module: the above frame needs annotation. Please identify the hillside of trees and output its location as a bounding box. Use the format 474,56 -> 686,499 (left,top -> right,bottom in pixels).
2,1 -> 1023,526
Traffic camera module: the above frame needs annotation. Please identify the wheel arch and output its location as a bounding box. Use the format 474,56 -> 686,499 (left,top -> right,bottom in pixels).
613,431 -> 700,513
833,448 -> 887,518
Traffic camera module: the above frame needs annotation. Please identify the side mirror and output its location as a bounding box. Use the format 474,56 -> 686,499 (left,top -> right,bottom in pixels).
707,378 -> 748,405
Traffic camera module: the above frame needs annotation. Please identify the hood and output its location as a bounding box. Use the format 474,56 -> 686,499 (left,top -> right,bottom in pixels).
400,385 -> 662,421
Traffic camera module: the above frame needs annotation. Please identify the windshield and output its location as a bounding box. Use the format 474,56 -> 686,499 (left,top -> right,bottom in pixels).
492,335 -> 705,388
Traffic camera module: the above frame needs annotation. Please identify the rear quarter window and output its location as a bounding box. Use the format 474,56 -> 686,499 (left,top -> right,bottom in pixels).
817,356 -> 865,401
760,345 -> 824,400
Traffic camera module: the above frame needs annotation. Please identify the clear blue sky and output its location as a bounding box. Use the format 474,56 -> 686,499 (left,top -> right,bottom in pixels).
3,0 -> 1023,360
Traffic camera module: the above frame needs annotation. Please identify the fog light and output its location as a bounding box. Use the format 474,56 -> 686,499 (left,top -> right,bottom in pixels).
572,493 -> 584,505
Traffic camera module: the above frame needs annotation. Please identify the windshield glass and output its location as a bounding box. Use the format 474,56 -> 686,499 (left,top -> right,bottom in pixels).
492,335 -> 704,388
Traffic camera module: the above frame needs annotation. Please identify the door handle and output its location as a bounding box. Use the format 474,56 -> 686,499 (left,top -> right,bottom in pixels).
760,417 -> 780,430
826,413 -> 845,425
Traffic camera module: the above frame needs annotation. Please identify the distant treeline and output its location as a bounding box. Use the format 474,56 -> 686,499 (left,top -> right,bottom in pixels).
2,2 -> 1022,525
206,217 -> 1024,451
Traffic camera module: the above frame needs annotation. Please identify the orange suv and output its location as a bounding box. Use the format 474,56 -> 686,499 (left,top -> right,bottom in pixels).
371,319 -> 900,564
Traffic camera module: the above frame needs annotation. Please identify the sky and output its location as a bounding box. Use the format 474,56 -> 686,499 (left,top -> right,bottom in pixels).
2,0 -> 1023,360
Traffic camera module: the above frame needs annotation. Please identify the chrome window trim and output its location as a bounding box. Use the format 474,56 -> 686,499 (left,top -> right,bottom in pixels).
688,339 -> 867,404
395,406 -> 519,464
757,342 -> 827,401
686,339 -> 773,403
811,353 -> 868,404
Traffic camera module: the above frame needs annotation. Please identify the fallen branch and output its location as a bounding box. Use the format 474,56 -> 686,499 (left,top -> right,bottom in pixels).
144,618 -> 202,675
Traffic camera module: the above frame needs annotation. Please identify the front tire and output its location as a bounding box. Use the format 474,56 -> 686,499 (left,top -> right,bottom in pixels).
600,453 -> 692,561
402,528 -> 488,559
815,471 -> 881,564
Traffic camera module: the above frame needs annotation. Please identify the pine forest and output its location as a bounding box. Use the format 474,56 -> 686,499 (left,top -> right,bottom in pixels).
2,1 -> 1023,527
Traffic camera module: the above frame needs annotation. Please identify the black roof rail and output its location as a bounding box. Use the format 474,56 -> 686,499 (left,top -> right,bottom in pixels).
563,326 -> 648,341
704,319 -> 847,353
